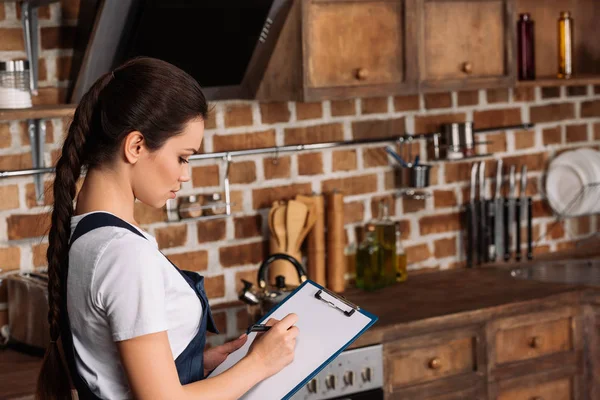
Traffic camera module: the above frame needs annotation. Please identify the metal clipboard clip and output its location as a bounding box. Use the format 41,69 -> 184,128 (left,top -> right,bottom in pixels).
314,288 -> 360,317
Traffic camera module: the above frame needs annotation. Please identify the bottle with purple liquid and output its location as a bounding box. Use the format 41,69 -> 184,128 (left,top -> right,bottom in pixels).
517,13 -> 535,80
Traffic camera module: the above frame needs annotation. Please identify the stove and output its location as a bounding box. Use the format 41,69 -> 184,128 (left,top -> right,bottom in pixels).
290,344 -> 384,400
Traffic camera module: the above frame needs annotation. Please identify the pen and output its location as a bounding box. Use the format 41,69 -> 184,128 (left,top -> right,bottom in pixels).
246,324 -> 272,334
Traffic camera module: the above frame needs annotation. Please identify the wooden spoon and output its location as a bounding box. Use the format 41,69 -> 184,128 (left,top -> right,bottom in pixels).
285,200 -> 308,253
268,202 -> 279,247
293,203 -> 317,253
273,204 -> 287,252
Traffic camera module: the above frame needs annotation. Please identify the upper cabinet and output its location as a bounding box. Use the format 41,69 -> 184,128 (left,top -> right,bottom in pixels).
302,0 -> 418,100
417,0 -> 515,92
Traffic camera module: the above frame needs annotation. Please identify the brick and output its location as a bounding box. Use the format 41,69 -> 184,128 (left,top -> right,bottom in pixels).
566,124 -> 588,143
32,242 -> 49,267
0,247 -> 20,271
60,0 -> 81,20
209,312 -> 227,336
457,91 -> 479,106
531,199 -> 553,218
533,245 -> 551,256
352,118 -> 405,140
549,221 -> 565,239
513,87 -> 535,102
530,103 -> 575,123
0,28 -> 25,51
0,3 -> 4,20
393,95 -> 420,112
332,150 -> 357,171
424,93 -> 451,109
581,100 -> 600,118
405,243 -> 431,264
204,109 -> 217,130
403,197 -> 425,213
224,104 -> 253,127
574,216 -> 591,235
298,152 -> 323,175
567,86 -> 587,97
556,240 -> 577,252
514,130 -> 535,150
0,185 -> 19,210
19,120 -> 54,145
56,55 -> 72,81
155,225 -> 187,249
235,268 -> 259,293
502,152 -> 548,172
397,220 -> 411,240
330,99 -> 356,116
285,123 -> 343,145
25,181 -> 53,207
370,196 -> 395,219
197,219 -> 226,243
434,237 -> 457,258
361,97 -> 388,114
260,102 -> 290,124
486,132 -> 507,153
41,26 -> 76,49
7,213 -> 51,240
167,250 -> 208,272
362,147 -> 388,168
213,129 -> 275,152
595,85 -> 600,95
31,87 -> 68,105
296,102 -> 322,120
0,123 -> 11,148
344,201 -> 364,224
414,113 -> 466,134
486,88 -> 509,103
17,3 -> 50,19
234,215 -> 262,239
229,161 -> 256,184
38,58 -> 48,82
321,174 -> 378,196
134,202 -> 166,224
252,183 -> 312,209
191,165 -> 220,187
541,86 -> 560,99
204,275 -> 225,298
419,213 -> 461,235
474,108 -> 521,130
263,156 -> 290,180
220,241 -> 266,267
596,123 -> 600,141
434,189 -> 457,208
543,126 -> 562,145
446,160 -> 493,184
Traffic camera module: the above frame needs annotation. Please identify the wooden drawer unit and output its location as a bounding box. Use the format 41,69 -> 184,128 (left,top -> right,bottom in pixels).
497,376 -> 572,400
384,327 -> 484,393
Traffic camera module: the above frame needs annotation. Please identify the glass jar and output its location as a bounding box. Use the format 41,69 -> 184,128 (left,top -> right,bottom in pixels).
0,60 -> 32,109
558,11 -> 574,79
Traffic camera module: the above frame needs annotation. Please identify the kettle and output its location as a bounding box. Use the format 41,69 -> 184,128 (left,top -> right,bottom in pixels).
238,253 -> 307,317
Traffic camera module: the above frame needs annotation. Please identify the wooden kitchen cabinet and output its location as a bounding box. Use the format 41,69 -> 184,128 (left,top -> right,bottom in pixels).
302,0 -> 418,100
416,0 -> 515,92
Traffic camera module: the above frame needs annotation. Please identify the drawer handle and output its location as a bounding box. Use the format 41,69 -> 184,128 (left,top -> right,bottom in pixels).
355,68 -> 369,80
428,357 -> 442,370
462,62 -> 473,74
530,397 -> 544,400
529,336 -> 543,349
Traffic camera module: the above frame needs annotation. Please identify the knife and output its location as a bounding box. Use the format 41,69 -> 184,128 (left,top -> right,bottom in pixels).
493,159 -> 504,262
478,161 -> 486,265
504,165 -> 516,261
466,163 -> 478,267
516,165 -> 528,261
527,197 -> 533,260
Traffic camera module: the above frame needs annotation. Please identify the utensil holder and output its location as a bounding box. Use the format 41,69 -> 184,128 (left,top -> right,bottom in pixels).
394,164 -> 432,189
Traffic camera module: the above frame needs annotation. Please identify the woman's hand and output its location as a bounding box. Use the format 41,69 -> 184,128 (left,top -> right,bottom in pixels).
203,334 -> 248,376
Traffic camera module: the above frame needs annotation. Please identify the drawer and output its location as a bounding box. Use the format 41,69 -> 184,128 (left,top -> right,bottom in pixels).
385,331 -> 479,388
497,377 -> 572,400
495,317 -> 572,365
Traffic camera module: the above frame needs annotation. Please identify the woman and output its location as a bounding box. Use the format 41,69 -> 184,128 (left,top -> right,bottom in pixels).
36,57 -> 298,400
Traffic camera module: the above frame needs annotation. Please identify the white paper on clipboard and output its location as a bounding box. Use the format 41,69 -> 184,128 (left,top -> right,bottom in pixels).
207,280 -> 378,400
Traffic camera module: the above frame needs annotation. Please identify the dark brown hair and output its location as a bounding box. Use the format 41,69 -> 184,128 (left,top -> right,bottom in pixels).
36,57 -> 208,399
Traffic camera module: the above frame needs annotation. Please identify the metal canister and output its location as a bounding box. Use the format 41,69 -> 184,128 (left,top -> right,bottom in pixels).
0,60 -> 32,109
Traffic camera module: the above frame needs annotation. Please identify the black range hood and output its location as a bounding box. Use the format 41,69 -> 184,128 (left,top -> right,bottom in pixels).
69,0 -> 293,103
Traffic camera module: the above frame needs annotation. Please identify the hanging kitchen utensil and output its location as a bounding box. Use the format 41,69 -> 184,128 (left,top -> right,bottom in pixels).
504,165 -> 516,261
466,163 -> 478,268
494,160 -> 504,262
478,161 -> 487,265
516,165 -> 528,261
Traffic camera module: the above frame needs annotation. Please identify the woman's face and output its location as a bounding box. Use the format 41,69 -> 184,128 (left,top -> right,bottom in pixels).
133,118 -> 205,208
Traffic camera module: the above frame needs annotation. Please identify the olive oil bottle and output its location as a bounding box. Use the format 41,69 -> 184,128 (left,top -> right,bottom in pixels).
374,201 -> 397,287
356,224 -> 391,291
395,222 -> 408,282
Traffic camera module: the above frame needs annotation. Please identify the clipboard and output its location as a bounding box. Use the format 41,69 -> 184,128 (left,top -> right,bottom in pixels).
207,280 -> 378,400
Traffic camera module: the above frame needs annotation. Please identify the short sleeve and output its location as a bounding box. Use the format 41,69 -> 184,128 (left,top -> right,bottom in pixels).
92,232 -> 168,342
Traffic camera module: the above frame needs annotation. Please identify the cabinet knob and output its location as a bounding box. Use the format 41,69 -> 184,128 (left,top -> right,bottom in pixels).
462,62 -> 473,74
530,397 -> 544,400
529,336 -> 543,349
355,68 -> 369,80
428,357 -> 442,370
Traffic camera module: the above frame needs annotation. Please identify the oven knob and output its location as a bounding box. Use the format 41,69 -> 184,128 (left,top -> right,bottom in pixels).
325,374 -> 336,390
343,370 -> 355,386
361,367 -> 373,382
306,378 -> 317,393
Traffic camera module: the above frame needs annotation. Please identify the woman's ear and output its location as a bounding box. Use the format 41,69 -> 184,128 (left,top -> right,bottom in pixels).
123,131 -> 146,164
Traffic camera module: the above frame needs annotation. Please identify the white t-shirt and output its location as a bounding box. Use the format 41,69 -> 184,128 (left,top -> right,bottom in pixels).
67,211 -> 202,399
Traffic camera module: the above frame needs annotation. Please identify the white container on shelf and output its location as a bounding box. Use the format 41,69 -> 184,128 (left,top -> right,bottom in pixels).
0,60 -> 32,109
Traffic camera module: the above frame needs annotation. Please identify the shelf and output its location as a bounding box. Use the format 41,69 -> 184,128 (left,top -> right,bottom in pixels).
516,75 -> 600,88
0,0 -> 59,5
0,104 -> 76,122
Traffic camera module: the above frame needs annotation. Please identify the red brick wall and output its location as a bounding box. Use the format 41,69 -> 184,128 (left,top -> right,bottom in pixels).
0,1 -> 599,306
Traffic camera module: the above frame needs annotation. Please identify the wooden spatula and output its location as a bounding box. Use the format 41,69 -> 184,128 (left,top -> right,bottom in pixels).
286,200 -> 308,253
273,204 -> 287,252
292,203 -> 317,253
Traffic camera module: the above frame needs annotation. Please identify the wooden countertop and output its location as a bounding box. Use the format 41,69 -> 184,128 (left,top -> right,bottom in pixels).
0,266 -> 595,399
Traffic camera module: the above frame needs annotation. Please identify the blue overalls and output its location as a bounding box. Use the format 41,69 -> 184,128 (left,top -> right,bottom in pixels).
59,212 -> 219,399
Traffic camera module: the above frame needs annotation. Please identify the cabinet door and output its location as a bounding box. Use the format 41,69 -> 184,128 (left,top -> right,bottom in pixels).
417,0 -> 514,92
303,0 -> 418,100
